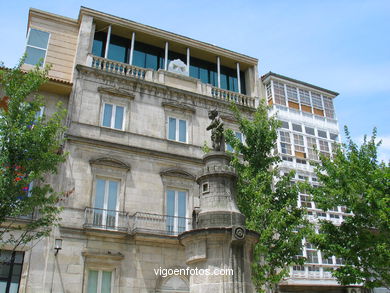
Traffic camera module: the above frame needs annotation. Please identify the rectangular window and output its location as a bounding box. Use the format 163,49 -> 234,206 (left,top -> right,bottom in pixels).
306,137 -> 318,160
273,81 -> 286,105
168,117 -> 187,143
280,121 -> 289,129
300,194 -> 313,208
323,96 -> 335,118
306,250 -> 319,264
311,92 -> 323,109
292,123 -> 302,132
0,250 -> 24,293
166,190 -> 187,234
293,134 -> 305,152
87,270 -> 113,293
330,133 -> 338,141
279,131 -> 292,155
299,89 -> 311,106
286,85 -> 298,102
102,103 -> 124,130
318,130 -> 327,139
321,253 -> 334,264
25,28 -> 50,66
93,178 -> 119,228
319,140 -> 330,157
305,126 -> 315,136
226,131 -> 243,152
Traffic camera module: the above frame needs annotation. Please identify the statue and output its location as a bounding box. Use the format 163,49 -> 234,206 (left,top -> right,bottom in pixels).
168,59 -> 189,76
207,109 -> 225,151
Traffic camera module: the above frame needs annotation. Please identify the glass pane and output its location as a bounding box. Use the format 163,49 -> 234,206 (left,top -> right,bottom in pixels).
235,132 -> 242,142
108,43 -> 127,63
107,181 -> 118,211
133,50 -> 145,67
226,144 -> 233,152
166,190 -> 175,233
94,179 -> 106,209
101,271 -> 112,293
28,29 -> 49,48
102,104 -> 113,127
25,47 -> 45,66
220,73 -> 228,90
178,120 -> 186,142
92,40 -> 104,57
168,117 -> 176,140
178,192 -> 186,232
87,270 -> 98,293
114,106 -> 124,130
145,53 -> 158,70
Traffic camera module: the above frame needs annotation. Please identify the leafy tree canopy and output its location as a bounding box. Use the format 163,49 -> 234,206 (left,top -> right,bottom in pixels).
0,60 -> 67,249
225,101 -> 312,292
309,127 -> 390,289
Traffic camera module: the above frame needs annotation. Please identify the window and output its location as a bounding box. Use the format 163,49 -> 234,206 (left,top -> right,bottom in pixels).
266,83 -> 272,103
0,250 -> 24,293
318,130 -> 327,139
286,85 -> 298,102
25,28 -> 50,66
168,117 -> 187,143
293,134 -> 305,153
273,81 -> 286,105
306,137 -> 318,160
102,103 -> 124,130
330,133 -> 338,141
226,131 -> 243,152
93,178 -> 119,228
300,194 -> 313,208
323,96 -> 335,118
292,123 -> 302,132
296,158 -> 307,164
87,269 -> 113,293
318,140 -> 330,157
166,190 -> 187,234
311,92 -> 323,109
279,131 -> 292,155
299,89 -> 311,106
279,120 -> 289,129
322,253 -> 334,265
305,126 -> 315,135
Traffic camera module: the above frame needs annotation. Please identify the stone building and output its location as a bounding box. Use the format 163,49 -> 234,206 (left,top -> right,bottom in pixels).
0,6 -> 356,293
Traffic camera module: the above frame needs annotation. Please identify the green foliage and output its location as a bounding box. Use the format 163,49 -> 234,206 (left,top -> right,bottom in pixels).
309,127 -> 390,289
202,140 -> 211,153
0,59 -> 67,249
225,100 -> 312,292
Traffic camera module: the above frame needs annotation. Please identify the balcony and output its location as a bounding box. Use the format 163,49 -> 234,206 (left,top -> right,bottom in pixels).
86,54 -> 256,108
131,212 -> 192,236
84,207 -> 129,233
83,208 -> 192,237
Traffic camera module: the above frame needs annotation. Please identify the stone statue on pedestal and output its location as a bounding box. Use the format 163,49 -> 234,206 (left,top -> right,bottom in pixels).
206,109 -> 225,151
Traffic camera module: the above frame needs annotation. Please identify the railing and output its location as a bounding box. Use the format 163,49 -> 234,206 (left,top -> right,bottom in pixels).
131,212 -> 192,236
211,87 -> 256,108
88,54 -> 147,79
84,207 -> 129,232
290,266 -> 336,280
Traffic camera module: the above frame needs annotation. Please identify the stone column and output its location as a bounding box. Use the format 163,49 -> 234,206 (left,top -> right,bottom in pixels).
179,151 -> 258,293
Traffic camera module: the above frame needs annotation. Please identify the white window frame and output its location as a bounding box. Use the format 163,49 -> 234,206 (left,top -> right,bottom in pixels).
87,268 -> 115,293
167,116 -> 188,143
101,103 -> 125,131
24,28 -> 50,67
166,188 -> 189,233
92,177 -> 121,228
226,130 -> 245,152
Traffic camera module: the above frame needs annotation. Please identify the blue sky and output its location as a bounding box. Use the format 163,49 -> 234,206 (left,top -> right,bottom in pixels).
1,0 -> 389,161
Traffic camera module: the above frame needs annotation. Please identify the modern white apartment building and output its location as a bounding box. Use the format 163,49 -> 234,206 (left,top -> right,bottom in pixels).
0,7 -> 357,293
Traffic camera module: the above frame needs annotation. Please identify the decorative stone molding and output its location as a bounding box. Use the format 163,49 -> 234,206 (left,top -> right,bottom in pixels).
89,157 -> 131,171
162,101 -> 196,113
160,168 -> 196,181
98,86 -> 135,100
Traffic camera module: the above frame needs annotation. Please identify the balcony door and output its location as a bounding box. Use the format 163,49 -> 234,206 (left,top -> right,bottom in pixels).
166,190 -> 187,234
93,178 -> 119,229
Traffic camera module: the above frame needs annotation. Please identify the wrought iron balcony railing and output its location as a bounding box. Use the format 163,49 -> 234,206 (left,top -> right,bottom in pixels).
84,207 -> 129,232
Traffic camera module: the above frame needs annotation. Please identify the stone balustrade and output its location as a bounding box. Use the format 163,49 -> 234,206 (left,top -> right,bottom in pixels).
86,54 -> 256,108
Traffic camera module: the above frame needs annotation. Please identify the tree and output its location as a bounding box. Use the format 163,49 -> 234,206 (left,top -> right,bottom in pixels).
225,101 -> 312,293
0,60 -> 67,250
309,127 -> 390,289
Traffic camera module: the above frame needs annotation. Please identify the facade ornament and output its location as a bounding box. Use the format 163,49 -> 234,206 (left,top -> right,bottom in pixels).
207,109 -> 225,151
168,59 -> 189,76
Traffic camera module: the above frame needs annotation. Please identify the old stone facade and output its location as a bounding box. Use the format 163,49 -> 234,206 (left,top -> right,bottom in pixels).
0,6 -> 358,293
